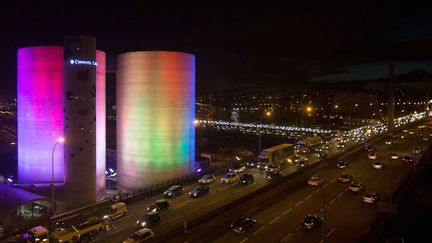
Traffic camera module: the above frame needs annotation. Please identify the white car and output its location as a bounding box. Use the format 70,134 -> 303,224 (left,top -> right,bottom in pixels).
412,148 -> 422,154
391,153 -> 399,160
408,131 -> 415,135
368,152 -> 378,160
348,182 -> 364,192
307,176 -> 323,186
198,174 -> 216,184
363,192 -> 379,204
124,228 -> 155,243
385,139 -> 392,145
372,161 -> 384,169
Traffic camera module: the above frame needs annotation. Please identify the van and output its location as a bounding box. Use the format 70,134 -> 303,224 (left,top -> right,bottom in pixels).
104,202 -> 127,220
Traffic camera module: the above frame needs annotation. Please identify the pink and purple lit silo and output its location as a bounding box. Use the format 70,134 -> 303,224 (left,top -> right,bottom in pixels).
18,46 -> 65,183
96,50 -> 106,196
117,51 -> 195,189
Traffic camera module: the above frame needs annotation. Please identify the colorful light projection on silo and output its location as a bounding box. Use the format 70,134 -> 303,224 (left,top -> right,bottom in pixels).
117,51 -> 195,188
18,46 -> 64,183
96,50 -> 106,195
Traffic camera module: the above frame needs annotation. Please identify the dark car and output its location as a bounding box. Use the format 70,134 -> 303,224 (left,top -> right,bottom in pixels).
402,156 -> 414,164
231,217 -> 257,233
147,199 -> 169,213
238,173 -> 254,185
317,152 -> 328,159
136,212 -> 160,228
265,163 -> 281,173
338,173 -> 353,183
266,171 -> 282,181
301,215 -> 323,230
163,185 -> 184,198
246,158 -> 258,168
188,185 -> 210,198
364,145 -> 375,152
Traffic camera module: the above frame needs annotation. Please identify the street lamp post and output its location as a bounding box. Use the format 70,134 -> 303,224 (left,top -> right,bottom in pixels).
51,137 -> 64,215
258,111 -> 271,153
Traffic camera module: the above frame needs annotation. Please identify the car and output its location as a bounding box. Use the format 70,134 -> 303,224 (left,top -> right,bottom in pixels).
238,173 -> 254,185
416,132 -> 423,137
336,160 -> 348,169
293,154 -> 303,163
301,215 -> 323,230
389,133 -> 397,138
189,185 -> 210,198
324,144 -> 332,150
338,173 -> 353,183
246,158 -> 258,168
408,130 -> 415,135
348,182 -> 364,192
317,152 -> 328,159
412,147 -> 422,154
422,137 -> 429,142
385,139 -> 392,145
372,161 -> 384,169
124,228 -> 155,243
364,145 -> 375,152
402,156 -> 414,164
221,173 -> 239,184
265,163 -> 281,173
368,152 -> 378,160
256,162 -> 268,170
296,160 -> 308,168
391,153 -> 399,160
147,199 -> 169,213
308,176 -> 323,186
336,143 -> 345,149
229,164 -> 246,173
400,134 -> 405,139
230,217 -> 257,233
362,191 -> 379,204
163,185 -> 184,198
198,174 -> 216,184
402,129 -> 408,133
136,212 -> 160,228
266,171 -> 282,181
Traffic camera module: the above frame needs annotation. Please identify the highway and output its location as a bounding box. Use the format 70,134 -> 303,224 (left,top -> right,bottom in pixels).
92,121 -> 425,243
209,124 -> 428,243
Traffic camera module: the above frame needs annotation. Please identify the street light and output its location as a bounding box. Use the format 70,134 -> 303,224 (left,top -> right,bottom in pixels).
258,111 -> 271,153
51,137 -> 64,215
301,106 -> 313,128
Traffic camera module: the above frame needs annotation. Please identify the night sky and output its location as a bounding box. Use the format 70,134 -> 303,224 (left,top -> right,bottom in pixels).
1,0 -> 432,94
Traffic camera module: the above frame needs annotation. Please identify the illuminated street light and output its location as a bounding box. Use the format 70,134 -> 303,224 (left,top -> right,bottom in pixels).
52,137 -> 65,215
306,106 -> 313,113
259,111 -> 272,152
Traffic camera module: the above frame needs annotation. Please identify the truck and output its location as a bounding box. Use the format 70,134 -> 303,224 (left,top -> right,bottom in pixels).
27,216 -> 107,243
257,143 -> 294,169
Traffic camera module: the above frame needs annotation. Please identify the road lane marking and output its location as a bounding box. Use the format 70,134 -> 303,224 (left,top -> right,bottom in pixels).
187,208 -> 199,214
283,208 -> 293,215
329,198 -> 336,204
296,225 -> 302,231
305,194 -> 312,200
337,192 -> 344,198
269,216 -> 280,224
116,214 -> 132,222
108,227 -> 126,235
281,233 -> 293,242
159,216 -> 181,225
330,178 -> 337,183
219,195 -> 229,201
314,190 -> 320,194
240,238 -> 248,243
253,226 -> 265,235
326,227 -> 336,237
323,184 -> 329,188
206,201 -> 216,206
295,201 -> 303,207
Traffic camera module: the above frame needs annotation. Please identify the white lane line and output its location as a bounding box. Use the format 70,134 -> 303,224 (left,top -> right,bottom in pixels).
159,216 -> 181,226
234,189 -> 243,194
314,190 -> 320,194
173,203 -> 187,210
219,195 -> 229,201
305,194 -> 313,200
283,208 -> 293,215
269,216 -> 280,224
295,225 -> 302,231
188,208 -> 199,214
326,227 -> 336,237
337,192 -> 344,198
240,238 -> 248,243
330,178 -> 337,183
253,226 -> 265,235
108,227 -> 126,235
323,184 -> 329,188
329,198 -> 336,205
206,201 -> 216,206
295,201 -> 303,207
281,232 -> 293,242
116,214 -> 132,222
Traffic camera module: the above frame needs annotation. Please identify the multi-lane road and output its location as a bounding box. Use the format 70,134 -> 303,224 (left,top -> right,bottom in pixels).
94,122 -> 428,242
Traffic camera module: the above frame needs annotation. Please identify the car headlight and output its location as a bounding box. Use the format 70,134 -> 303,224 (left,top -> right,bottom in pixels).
152,208 -> 157,212
141,222 -> 146,226
136,220 -> 140,224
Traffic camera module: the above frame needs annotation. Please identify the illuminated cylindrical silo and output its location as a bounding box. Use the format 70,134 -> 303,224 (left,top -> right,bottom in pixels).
96,50 -> 106,196
18,46 -> 64,184
117,51 -> 195,189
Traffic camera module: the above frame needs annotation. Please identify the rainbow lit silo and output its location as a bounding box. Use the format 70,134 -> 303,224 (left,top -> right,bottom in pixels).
117,51 -> 195,189
96,50 -> 106,196
18,46 -> 65,183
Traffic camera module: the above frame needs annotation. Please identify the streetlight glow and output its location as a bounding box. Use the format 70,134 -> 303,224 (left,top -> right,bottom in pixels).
306,106 -> 312,112
57,137 -> 65,143
266,111 -> 271,116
